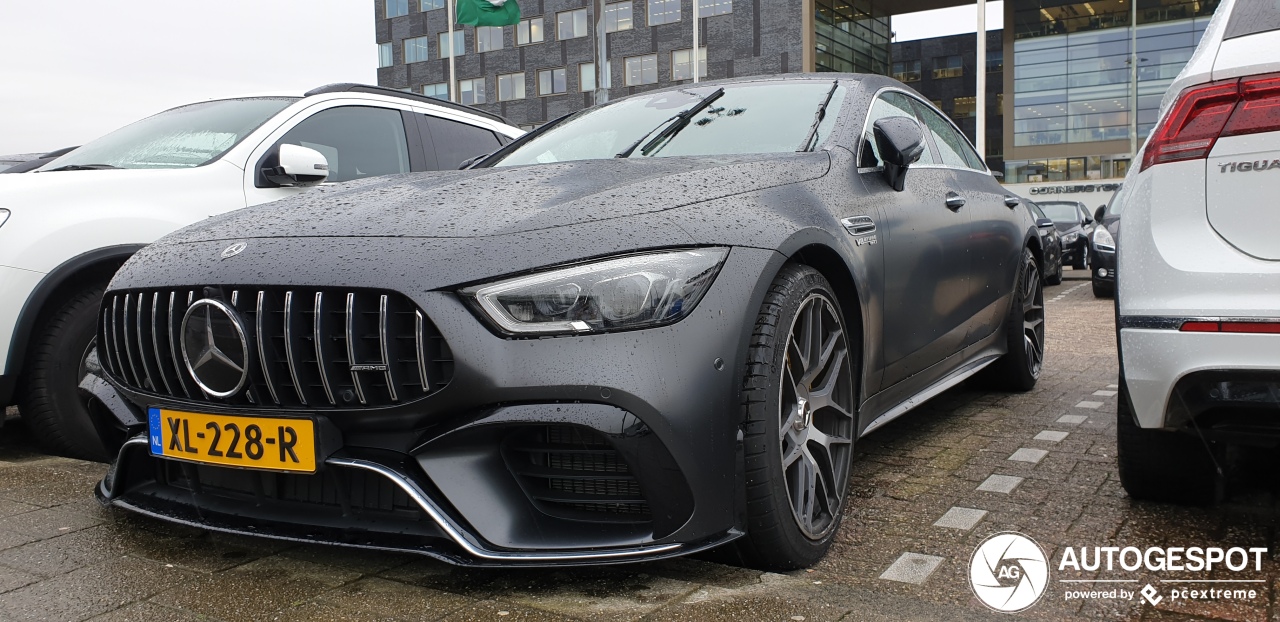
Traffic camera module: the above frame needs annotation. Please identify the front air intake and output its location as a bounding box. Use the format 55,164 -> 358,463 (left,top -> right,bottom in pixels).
504,425 -> 652,522
99,287 -> 452,409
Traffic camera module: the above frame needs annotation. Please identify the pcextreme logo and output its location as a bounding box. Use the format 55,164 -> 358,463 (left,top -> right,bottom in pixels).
969,532 -> 1050,613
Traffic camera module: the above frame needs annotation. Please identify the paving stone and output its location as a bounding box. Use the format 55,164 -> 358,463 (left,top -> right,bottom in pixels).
977,475 -> 1025,494
1033,430 -> 1070,442
1057,415 -> 1089,425
879,553 -> 944,585
1092,390 -> 1118,397
1008,448 -> 1050,463
1075,401 -> 1104,409
932,507 -> 988,531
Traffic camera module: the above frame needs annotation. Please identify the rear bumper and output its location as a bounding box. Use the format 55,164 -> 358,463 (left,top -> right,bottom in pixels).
1119,325 -> 1280,429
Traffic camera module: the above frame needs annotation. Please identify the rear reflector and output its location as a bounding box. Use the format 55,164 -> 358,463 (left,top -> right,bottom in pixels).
1141,73 -> 1280,171
1180,321 -> 1280,333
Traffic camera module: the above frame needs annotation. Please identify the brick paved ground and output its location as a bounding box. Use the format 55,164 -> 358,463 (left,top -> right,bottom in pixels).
1,270 -> 1278,621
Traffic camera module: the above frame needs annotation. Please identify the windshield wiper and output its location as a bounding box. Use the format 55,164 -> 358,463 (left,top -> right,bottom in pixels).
615,87 -> 726,159
796,81 -> 840,153
41,164 -> 120,172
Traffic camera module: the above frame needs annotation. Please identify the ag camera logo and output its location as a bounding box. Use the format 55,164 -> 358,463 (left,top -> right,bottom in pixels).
970,532 -> 1050,613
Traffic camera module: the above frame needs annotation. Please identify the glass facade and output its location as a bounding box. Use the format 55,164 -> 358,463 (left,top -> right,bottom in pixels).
815,0 -> 891,74
1004,155 -> 1131,183
1011,0 -> 1218,149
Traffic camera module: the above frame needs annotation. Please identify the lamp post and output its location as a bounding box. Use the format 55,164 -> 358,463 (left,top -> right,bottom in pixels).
976,0 -> 986,162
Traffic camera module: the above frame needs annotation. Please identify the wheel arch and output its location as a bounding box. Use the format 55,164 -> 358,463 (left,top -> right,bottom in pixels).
1,245 -> 141,405
788,243 -> 865,351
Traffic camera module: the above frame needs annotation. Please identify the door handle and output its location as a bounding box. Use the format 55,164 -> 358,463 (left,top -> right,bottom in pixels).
1004,196 -> 1021,208
945,192 -> 966,211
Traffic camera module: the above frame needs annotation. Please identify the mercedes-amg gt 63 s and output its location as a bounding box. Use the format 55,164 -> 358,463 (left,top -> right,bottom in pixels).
85,74 -> 1045,570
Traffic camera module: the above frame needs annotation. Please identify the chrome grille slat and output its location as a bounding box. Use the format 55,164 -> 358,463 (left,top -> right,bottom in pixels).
168,291 -> 192,398
314,292 -> 336,405
101,286 -> 450,409
283,291 -> 308,406
256,291 -> 281,405
379,294 -> 397,403
149,292 -> 173,395
346,293 -> 367,405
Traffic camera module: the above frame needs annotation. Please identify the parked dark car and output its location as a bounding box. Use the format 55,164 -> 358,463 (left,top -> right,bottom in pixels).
1037,200 -> 1095,269
85,75 -> 1044,571
1025,199 -> 1063,286
1090,199 -> 1119,297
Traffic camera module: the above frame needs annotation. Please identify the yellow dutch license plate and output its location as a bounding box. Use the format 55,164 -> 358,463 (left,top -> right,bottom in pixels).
147,408 -> 316,473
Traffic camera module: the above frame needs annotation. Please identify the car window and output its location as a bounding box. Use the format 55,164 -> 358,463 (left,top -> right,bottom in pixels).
425,116 -> 503,170
1037,201 -> 1083,223
275,106 -> 410,183
909,100 -> 985,171
860,91 -> 936,167
1026,200 -> 1048,220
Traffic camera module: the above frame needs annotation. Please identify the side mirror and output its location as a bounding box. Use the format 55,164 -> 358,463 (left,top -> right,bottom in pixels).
1094,205 -> 1106,222
262,144 -> 329,187
872,117 -> 926,192
1035,217 -> 1055,228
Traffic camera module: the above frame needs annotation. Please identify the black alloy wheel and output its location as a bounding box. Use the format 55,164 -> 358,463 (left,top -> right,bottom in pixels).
736,265 -> 857,570
980,248 -> 1044,392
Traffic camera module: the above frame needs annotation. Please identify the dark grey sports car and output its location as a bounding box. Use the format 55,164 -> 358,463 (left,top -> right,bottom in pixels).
86,74 -> 1045,570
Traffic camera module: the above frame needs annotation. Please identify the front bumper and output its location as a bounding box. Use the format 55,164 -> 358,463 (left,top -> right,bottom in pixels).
93,245 -> 783,565
1119,326 -> 1280,430
1091,248 -> 1116,282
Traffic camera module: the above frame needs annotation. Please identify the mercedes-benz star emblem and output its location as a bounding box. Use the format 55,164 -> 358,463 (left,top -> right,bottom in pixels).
180,299 -> 250,398
221,242 -> 247,259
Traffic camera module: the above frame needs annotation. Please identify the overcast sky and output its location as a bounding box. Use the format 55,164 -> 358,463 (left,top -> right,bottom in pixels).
0,1 -> 998,155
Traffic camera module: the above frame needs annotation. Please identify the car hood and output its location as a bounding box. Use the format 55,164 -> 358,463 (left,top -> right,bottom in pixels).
0,162 -> 238,205
1053,222 -> 1084,234
160,153 -> 830,243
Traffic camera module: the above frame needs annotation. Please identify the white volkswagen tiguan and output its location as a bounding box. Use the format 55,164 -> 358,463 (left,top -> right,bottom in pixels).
1117,0 -> 1280,503
0,84 -> 522,460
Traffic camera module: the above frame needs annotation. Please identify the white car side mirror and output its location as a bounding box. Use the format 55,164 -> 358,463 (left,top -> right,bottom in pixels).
262,144 -> 329,187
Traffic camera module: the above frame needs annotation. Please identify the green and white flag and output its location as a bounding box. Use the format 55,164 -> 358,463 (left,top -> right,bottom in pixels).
455,0 -> 521,27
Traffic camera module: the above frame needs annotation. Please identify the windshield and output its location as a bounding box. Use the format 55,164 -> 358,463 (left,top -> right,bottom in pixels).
1037,202 -> 1083,224
492,81 -> 848,167
42,98 -> 297,171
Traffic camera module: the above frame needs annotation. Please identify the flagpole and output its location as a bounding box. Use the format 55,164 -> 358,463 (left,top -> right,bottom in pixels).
691,0 -> 699,83
447,0 -> 458,103
594,0 -> 608,105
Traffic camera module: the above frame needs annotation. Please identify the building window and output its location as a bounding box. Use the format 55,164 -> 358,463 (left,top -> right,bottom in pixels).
378,43 -> 394,68
932,55 -> 963,79
987,51 -> 1003,73
439,31 -> 464,58
404,36 -> 430,63
538,68 -> 567,95
605,2 -> 633,32
420,0 -> 444,9
891,60 -> 921,82
625,54 -> 658,86
557,8 -> 588,39
423,82 -> 449,100
459,78 -> 486,105
697,0 -> 732,16
580,63 -> 596,91
931,99 -> 944,110
517,17 -> 544,44
649,0 -> 680,25
671,48 -> 707,81
386,0 -> 409,18
995,93 -> 1004,115
498,72 -> 526,101
952,96 -> 976,119
476,26 -> 503,52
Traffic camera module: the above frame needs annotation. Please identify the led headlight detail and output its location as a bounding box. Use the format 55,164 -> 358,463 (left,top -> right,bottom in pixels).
467,248 -> 729,335
1093,227 -> 1115,252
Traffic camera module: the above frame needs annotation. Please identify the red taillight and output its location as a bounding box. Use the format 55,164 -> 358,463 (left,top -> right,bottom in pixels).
1140,73 -> 1280,172
1179,321 -> 1280,334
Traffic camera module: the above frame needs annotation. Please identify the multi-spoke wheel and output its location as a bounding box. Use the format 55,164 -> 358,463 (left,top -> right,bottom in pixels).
778,295 -> 855,539
980,247 -> 1044,392
737,265 -> 858,570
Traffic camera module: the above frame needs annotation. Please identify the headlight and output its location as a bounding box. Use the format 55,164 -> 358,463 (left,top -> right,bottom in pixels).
1062,232 -> 1080,244
0,209 -> 9,229
1093,227 -> 1115,252
465,248 -> 729,335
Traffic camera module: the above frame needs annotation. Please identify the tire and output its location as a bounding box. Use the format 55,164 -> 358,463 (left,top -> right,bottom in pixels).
979,248 -> 1044,392
1092,279 -> 1114,298
735,265 -> 858,570
1044,262 -> 1062,286
18,282 -> 111,462
1116,382 -> 1218,504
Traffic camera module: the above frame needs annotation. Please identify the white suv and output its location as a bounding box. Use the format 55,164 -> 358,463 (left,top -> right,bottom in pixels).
0,84 -> 522,459
1116,0 -> 1280,503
